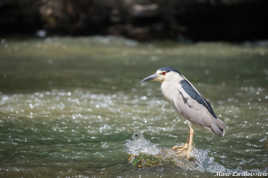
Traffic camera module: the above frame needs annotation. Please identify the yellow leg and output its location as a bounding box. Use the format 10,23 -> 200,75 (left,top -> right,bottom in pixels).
172,121 -> 194,160
186,122 -> 194,159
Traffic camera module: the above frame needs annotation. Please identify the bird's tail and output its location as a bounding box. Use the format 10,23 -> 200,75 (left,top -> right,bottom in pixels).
210,118 -> 225,136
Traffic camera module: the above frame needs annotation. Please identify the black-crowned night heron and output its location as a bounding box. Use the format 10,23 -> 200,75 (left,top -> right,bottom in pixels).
142,67 -> 225,159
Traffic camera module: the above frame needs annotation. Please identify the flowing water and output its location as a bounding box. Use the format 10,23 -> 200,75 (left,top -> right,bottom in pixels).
0,37 -> 268,177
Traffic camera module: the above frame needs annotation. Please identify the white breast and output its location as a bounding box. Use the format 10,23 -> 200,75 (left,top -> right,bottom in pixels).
160,73 -> 185,114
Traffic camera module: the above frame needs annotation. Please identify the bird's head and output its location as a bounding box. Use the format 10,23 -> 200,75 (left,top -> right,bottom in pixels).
142,67 -> 180,83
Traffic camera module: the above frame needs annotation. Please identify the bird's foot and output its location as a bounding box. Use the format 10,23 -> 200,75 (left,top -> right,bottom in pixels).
172,144 -> 193,160
172,143 -> 188,152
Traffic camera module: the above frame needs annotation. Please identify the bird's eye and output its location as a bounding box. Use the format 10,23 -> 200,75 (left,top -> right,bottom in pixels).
161,72 -> 166,75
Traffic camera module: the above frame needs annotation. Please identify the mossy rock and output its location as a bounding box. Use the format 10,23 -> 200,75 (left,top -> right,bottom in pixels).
128,148 -> 197,169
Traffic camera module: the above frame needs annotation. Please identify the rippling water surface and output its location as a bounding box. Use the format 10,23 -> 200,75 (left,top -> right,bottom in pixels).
0,37 -> 268,177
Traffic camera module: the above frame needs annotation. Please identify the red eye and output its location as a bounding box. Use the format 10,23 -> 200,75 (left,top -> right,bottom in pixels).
162,72 -> 166,75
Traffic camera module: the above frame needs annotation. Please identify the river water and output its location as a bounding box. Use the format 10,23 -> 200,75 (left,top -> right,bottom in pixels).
0,37 -> 268,177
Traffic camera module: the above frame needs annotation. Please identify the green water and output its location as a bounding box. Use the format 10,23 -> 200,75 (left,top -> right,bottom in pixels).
0,37 -> 268,177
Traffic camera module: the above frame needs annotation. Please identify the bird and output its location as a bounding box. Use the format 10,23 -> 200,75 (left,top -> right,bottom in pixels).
141,67 -> 225,159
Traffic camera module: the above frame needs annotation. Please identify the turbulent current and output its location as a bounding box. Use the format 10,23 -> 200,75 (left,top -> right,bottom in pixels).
0,37 -> 268,177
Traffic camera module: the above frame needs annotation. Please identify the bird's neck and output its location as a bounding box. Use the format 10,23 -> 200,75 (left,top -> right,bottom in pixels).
161,79 -> 180,103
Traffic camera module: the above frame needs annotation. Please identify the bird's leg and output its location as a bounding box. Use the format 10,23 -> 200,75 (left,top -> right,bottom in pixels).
172,121 -> 190,152
186,122 -> 194,159
172,122 -> 194,160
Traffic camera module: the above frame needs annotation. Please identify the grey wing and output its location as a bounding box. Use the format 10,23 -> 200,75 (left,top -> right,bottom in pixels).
178,79 -> 225,136
179,79 -> 217,119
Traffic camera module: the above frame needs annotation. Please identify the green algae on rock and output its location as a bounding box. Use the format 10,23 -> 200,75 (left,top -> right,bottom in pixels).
128,148 -> 197,169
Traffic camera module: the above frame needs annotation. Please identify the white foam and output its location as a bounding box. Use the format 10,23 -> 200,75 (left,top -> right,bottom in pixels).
125,133 -> 160,155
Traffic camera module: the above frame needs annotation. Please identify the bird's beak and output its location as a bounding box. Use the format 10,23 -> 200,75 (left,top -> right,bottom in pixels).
141,73 -> 158,82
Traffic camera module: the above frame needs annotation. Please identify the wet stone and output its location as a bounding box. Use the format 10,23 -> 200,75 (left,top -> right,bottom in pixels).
128,148 -> 197,169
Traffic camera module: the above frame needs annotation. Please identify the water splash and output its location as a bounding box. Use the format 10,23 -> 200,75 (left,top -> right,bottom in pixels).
193,149 -> 227,173
125,133 -> 160,155
125,133 -> 230,173
126,136 -> 267,175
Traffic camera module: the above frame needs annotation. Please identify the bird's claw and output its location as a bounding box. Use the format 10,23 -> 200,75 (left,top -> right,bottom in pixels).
172,144 -> 194,160
172,143 -> 188,152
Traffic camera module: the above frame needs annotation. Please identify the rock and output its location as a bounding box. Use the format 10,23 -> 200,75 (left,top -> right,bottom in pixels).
128,148 -> 197,169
